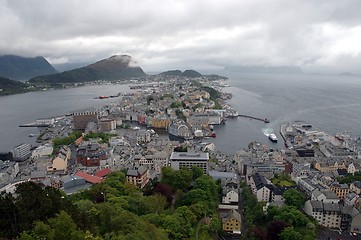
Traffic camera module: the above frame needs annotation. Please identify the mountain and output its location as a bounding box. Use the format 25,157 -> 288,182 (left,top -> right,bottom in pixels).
182,69 -> 203,78
159,69 -> 202,78
159,70 -> 183,76
0,55 -> 57,80
0,76 -> 28,96
29,55 -> 146,84
224,65 -> 303,74
159,69 -> 227,80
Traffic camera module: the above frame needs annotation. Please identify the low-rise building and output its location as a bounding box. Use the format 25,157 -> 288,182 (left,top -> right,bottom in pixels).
126,165 -> 149,189
222,187 -> 239,204
222,209 -> 242,233
31,144 -> 53,159
47,146 -> 70,173
169,152 -> 209,173
330,182 -> 350,199
76,140 -> 108,167
304,200 -> 341,229
350,181 -> 361,194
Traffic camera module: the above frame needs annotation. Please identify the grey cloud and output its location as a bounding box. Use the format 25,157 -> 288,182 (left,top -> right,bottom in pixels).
1,0 -> 361,73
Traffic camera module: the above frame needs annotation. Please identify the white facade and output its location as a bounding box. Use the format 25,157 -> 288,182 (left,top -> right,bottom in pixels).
170,152 -> 209,173
304,200 -> 341,229
256,186 -> 272,202
31,144 -> 53,159
222,188 -> 239,204
12,143 -> 31,160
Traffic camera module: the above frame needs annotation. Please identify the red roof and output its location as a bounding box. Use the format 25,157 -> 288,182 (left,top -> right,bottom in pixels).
75,171 -> 103,184
95,168 -> 112,178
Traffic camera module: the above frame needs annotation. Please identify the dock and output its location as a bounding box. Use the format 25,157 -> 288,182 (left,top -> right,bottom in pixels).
237,114 -> 269,123
19,122 -> 51,127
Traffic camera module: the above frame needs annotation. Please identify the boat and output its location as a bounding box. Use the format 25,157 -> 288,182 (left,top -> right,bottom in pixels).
99,96 -> 109,99
211,131 -> 216,138
268,133 -> 278,142
28,134 -> 35,137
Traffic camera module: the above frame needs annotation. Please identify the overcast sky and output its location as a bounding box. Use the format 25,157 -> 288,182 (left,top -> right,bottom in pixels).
1,0 -> 361,73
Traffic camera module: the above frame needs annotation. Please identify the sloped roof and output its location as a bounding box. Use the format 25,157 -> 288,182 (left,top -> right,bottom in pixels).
222,209 -> 242,223
75,171 -> 103,184
95,168 -> 112,177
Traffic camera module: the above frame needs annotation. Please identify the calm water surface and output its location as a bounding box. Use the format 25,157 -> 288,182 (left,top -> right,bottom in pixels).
1,73 -> 361,154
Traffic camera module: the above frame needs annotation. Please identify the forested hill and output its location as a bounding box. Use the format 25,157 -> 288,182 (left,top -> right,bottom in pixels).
29,55 -> 146,84
0,55 -> 57,80
0,76 -> 28,96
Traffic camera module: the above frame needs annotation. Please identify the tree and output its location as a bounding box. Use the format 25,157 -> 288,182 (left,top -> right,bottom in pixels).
144,194 -> 167,214
282,189 -> 304,209
279,227 -> 303,240
191,166 -> 204,180
267,220 -> 288,240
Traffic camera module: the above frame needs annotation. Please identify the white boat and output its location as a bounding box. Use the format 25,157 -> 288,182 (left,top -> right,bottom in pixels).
28,134 -> 35,137
268,133 -> 278,142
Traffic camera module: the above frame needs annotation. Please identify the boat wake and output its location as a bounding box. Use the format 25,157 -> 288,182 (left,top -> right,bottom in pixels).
262,128 -> 274,137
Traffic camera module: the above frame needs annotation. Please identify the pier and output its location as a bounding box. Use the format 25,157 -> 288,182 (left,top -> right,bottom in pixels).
237,114 -> 270,123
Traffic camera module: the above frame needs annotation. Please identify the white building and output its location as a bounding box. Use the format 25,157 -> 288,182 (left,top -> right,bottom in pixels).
311,189 -> 340,204
170,152 -> 209,173
222,187 -> 239,204
304,200 -> 341,229
12,143 -> 31,160
31,144 -> 53,159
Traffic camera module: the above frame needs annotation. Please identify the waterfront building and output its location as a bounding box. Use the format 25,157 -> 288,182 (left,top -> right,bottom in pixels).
73,111 -> 99,130
169,152 -> 209,173
99,118 -> 116,132
0,152 -> 13,161
12,143 -> 31,161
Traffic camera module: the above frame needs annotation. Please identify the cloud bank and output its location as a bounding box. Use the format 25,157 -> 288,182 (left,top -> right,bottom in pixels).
1,0 -> 361,73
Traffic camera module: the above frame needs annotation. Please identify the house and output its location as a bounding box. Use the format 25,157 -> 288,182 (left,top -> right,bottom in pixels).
311,189 -> 339,204
47,146 -> 70,173
330,182 -> 349,199
248,173 -> 273,202
222,209 -> 242,233
222,187 -> 239,204
126,165 -> 149,189
341,204 -> 361,233
345,192 -> 359,206
76,140 -> 108,167
304,200 -> 341,229
350,181 -> 361,194
208,170 -> 238,183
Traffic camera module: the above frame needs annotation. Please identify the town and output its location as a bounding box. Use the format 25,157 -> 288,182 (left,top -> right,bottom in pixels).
1,74 -> 361,239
